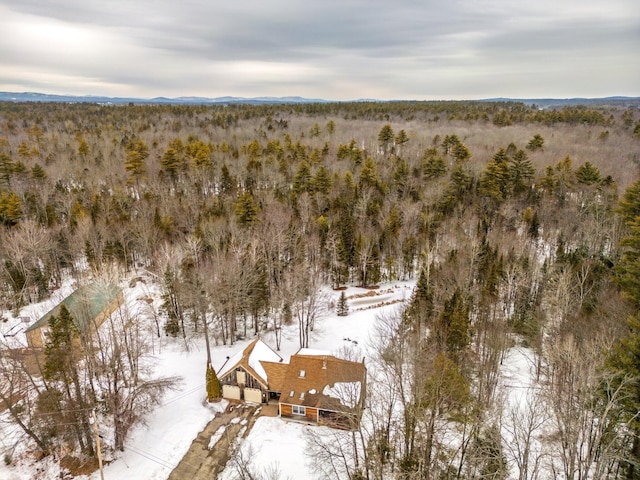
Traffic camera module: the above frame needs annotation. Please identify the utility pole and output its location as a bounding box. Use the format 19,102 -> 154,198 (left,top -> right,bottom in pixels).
91,410 -> 105,480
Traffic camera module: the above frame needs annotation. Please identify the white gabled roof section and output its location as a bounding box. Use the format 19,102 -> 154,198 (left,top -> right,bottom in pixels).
248,339 -> 282,383
217,338 -> 283,385
217,348 -> 245,379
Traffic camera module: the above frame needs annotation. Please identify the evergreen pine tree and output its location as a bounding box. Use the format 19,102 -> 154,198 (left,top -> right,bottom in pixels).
43,305 -> 80,381
509,149 -> 535,194
479,148 -> 511,202
406,268 -> 433,329
441,134 -> 459,155
395,129 -> 409,146
606,178 -> 640,476
0,152 -> 13,186
77,137 -> 89,157
575,161 -> 602,185
0,192 -> 22,226
378,124 -> 394,155
124,139 -> 148,185
438,288 -> 470,356
452,142 -> 471,162
17,141 -> 31,159
43,304 -> 95,455
31,163 -> 47,181
206,363 -> 222,401
336,291 -> 349,316
161,268 -> 182,337
219,163 -> 236,195
526,133 -> 544,151
292,160 -> 312,195
234,191 -> 259,225
423,154 -> 448,180
248,259 -> 270,331
160,146 -> 182,182
312,165 -> 332,194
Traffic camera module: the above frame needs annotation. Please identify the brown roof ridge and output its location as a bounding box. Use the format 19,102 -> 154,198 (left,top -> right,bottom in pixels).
241,337 -> 261,359
292,352 -> 366,365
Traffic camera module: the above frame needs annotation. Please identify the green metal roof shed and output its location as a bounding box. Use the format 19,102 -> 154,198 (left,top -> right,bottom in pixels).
25,283 -> 123,348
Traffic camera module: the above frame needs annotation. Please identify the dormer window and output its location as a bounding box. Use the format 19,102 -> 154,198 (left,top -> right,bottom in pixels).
299,370 -> 306,378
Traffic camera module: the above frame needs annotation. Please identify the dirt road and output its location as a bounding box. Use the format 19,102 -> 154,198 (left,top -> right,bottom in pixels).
168,402 -> 262,480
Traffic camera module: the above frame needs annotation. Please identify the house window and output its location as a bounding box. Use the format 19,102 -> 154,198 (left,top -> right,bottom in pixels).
292,405 -> 306,416
299,370 -> 306,377
290,390 -> 295,398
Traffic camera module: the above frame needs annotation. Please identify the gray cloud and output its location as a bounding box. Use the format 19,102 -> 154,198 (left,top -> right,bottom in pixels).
0,0 -> 638,99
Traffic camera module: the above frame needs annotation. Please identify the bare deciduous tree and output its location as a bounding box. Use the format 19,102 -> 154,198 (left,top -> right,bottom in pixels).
501,390 -> 549,480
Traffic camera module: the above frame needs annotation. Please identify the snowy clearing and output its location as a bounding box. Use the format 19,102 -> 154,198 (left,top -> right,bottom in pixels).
0,278 -> 543,480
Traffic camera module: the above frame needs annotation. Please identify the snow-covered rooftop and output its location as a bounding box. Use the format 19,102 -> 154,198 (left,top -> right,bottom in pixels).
296,348 -> 332,356
322,381 -> 362,408
248,339 -> 282,383
217,338 -> 282,384
217,348 -> 245,379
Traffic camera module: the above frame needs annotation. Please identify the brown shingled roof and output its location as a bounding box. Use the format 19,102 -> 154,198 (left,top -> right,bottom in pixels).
280,353 -> 366,412
260,361 -> 289,392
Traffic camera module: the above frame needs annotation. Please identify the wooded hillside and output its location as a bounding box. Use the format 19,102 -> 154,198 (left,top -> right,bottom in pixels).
1,100 -> 640,478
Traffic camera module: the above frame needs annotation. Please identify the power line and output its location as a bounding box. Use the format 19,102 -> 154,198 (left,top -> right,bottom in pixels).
126,445 -> 176,470
32,406 -> 95,418
161,385 -> 202,406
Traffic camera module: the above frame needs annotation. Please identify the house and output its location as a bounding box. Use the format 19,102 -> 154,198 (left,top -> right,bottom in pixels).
270,349 -> 366,429
218,340 -> 367,429
24,282 -> 123,349
217,338 -> 285,404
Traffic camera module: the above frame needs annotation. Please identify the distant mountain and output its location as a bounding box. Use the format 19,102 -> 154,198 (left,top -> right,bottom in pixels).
0,91 -> 638,107
0,92 -> 332,105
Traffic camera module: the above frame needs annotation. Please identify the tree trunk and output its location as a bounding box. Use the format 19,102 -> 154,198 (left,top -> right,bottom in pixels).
627,434 -> 640,480
203,311 -> 212,366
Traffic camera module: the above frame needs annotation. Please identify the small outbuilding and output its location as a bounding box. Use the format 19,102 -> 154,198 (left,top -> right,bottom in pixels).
24,282 -> 123,349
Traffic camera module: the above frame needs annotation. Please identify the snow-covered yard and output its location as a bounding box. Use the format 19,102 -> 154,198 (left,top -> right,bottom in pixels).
218,416 -> 310,480
1,277 -> 544,480
0,280 -> 413,480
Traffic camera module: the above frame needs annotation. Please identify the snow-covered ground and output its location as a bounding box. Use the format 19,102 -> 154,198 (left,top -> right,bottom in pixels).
1,277 -> 543,480
218,416 -> 310,480
93,341 -> 229,480
0,279 -> 413,480
499,345 -> 546,480
216,283 -> 415,480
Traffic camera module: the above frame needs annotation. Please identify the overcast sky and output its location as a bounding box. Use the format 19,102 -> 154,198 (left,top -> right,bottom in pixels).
0,0 -> 638,100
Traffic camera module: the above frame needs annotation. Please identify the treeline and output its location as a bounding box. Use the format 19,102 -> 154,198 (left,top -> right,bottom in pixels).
0,102 -> 634,284
0,101 -> 639,476
0,99 -> 635,126
0,102 -> 636,342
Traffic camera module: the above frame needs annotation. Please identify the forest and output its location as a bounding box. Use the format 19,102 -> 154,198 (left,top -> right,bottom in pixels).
1,99 -> 640,479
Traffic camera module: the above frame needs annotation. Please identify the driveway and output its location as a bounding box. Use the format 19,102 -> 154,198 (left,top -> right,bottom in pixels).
168,402 -> 266,480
